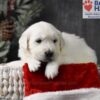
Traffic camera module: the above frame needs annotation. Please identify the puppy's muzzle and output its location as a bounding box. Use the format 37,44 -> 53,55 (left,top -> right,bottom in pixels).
45,50 -> 54,61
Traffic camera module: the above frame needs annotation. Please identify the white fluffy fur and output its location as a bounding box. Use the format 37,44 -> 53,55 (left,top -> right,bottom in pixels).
24,88 -> 100,100
6,21 -> 97,79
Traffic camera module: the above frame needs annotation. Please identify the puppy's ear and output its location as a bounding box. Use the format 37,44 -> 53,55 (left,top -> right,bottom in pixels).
59,32 -> 65,52
19,32 -> 30,51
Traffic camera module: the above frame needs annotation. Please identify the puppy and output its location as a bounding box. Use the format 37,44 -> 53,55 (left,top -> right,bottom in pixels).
6,21 -> 97,79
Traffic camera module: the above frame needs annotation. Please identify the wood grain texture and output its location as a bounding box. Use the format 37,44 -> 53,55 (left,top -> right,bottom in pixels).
40,0 -> 100,63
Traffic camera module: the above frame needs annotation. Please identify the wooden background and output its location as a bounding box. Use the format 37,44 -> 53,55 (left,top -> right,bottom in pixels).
7,0 -> 100,64
39,0 -> 100,63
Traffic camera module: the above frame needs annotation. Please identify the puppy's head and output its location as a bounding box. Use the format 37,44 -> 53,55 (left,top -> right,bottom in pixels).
19,21 -> 64,62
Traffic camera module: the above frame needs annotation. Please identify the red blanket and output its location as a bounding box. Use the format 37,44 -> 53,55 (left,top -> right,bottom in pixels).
23,63 -> 100,96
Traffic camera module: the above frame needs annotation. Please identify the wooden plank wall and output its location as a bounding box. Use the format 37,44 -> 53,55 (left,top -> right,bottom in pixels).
40,0 -> 100,63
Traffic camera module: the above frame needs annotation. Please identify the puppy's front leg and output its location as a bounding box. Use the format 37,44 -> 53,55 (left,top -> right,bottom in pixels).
45,61 -> 59,79
27,58 -> 41,72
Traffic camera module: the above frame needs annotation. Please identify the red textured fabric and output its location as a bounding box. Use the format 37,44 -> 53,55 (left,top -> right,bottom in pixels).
23,63 -> 100,96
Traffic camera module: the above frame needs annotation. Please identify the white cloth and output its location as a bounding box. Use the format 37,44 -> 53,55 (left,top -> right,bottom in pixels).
24,88 -> 100,100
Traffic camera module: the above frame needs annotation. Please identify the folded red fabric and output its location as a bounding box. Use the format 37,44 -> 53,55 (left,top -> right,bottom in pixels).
23,63 -> 100,96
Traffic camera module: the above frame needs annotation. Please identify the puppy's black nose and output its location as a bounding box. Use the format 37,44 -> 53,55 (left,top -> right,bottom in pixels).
45,51 -> 54,58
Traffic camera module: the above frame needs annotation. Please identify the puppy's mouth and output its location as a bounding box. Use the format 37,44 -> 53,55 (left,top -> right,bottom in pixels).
39,53 -> 55,63
39,58 -> 54,69
40,58 -> 53,68
40,61 -> 48,67
41,58 -> 53,63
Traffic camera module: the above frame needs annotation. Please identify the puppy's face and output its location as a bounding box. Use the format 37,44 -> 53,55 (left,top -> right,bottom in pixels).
19,22 -> 63,62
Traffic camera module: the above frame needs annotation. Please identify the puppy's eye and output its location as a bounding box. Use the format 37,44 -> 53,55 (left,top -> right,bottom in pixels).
53,39 -> 57,43
36,39 -> 42,43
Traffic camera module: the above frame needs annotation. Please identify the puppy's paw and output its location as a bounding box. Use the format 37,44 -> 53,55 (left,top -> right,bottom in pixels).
45,62 -> 59,79
28,59 -> 41,72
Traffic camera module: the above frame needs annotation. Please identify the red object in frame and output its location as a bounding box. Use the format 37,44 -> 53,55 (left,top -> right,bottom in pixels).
23,63 -> 100,96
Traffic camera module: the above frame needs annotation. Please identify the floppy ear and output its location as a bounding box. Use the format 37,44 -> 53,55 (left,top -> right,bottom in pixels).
19,32 -> 30,51
58,32 -> 65,52
60,35 -> 65,52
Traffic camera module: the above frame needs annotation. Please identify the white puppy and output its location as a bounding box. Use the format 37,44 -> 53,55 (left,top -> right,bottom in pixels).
6,21 -> 97,79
